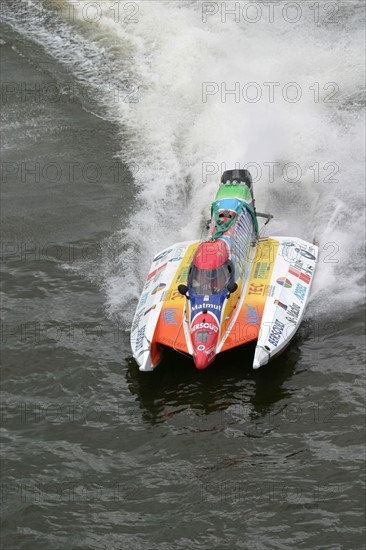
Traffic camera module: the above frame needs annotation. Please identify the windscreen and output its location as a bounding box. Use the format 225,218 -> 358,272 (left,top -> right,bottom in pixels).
189,263 -> 232,295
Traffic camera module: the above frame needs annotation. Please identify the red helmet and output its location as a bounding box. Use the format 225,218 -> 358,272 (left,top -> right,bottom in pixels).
193,240 -> 229,270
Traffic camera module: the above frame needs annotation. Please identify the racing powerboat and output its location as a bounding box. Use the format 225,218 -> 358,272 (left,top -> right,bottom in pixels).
131,169 -> 317,370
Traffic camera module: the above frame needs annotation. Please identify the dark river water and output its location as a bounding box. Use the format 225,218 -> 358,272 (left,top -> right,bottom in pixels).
1,1 -> 365,549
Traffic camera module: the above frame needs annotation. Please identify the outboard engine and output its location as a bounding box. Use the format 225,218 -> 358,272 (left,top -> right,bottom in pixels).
221,169 -> 253,191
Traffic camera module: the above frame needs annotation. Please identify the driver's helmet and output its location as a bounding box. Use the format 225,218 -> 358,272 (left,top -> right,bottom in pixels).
193,240 -> 230,271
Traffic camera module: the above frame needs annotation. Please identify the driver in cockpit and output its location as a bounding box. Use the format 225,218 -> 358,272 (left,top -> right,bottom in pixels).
206,270 -> 219,294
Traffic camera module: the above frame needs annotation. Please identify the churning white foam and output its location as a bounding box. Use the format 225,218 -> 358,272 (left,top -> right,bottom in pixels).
5,0 -> 365,325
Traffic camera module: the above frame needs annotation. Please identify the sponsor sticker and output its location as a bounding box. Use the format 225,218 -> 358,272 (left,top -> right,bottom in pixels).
147,263 -> 167,281
248,283 -> 275,297
268,319 -> 285,347
138,292 -> 149,310
152,283 -> 166,295
166,289 -> 185,301
170,247 -> 185,262
259,243 -> 273,260
131,310 -> 144,332
274,299 -> 287,311
162,308 -> 179,326
144,305 -> 156,316
299,249 -> 316,261
242,303 -> 261,325
191,304 -> 221,312
286,302 -> 300,325
176,266 -> 189,283
266,285 -> 275,297
294,282 -> 307,303
136,326 -> 146,351
192,322 -> 219,333
303,264 -> 314,276
253,262 -> 270,280
154,249 -> 172,262
170,256 -> 183,262
289,266 -> 310,284
276,277 -> 292,288
282,243 -> 316,262
248,283 -> 266,296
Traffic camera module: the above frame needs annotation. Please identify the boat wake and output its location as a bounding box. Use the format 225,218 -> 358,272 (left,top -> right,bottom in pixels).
3,0 -> 365,327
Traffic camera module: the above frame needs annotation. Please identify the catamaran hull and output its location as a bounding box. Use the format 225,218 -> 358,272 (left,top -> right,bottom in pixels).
130,236 -> 318,370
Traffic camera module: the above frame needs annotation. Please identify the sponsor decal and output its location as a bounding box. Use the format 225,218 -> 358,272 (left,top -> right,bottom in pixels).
191,304 -> 221,312
268,319 -> 285,347
299,249 -> 316,260
147,263 -> 167,281
248,283 -> 265,296
303,263 -> 314,276
170,256 -> 183,262
176,266 -> 189,283
253,262 -> 270,280
197,344 -> 205,351
136,326 -> 146,351
274,299 -> 287,311
294,282 -> 307,303
289,266 -> 310,284
144,304 -> 156,316
259,243 -> 273,260
138,292 -> 149,310
243,303 -> 261,325
162,308 -> 179,326
152,283 -> 166,295
152,271 -> 165,284
286,302 -> 300,325
248,283 -> 275,297
282,243 -> 316,261
261,247 -> 271,260
154,249 -> 172,262
266,285 -> 275,297
131,310 -> 144,333
166,289 -> 184,301
170,247 -> 185,262
207,347 -> 216,361
160,335 -> 174,346
143,278 -> 152,290
192,322 -> 219,333
276,277 -> 292,288
204,295 -> 210,301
